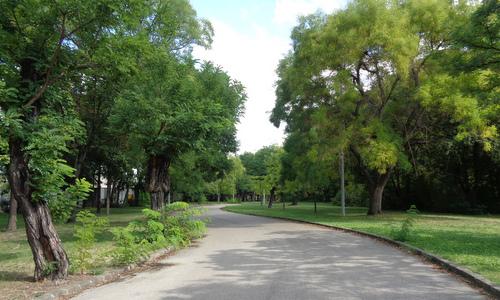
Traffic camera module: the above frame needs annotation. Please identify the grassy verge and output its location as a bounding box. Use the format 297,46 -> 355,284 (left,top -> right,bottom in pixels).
0,207 -> 144,297
224,202 -> 500,285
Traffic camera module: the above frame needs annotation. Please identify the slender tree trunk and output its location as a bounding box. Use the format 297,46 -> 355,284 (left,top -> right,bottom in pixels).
8,137 -> 69,280
96,170 -> 102,214
124,185 -> 130,206
106,182 -> 111,216
340,151 -> 346,216
145,155 -> 170,210
217,183 -> 221,203
367,172 -> 391,215
133,186 -> 141,207
7,193 -> 17,231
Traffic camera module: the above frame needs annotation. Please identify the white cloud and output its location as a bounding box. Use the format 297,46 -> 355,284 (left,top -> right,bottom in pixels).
193,0 -> 349,153
273,0 -> 347,27
193,20 -> 289,153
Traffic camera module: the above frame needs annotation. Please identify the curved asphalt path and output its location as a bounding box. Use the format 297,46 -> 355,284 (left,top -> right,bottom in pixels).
73,205 -> 486,300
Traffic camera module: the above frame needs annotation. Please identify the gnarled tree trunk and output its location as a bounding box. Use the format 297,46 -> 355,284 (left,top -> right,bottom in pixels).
145,155 -> 170,210
8,137 -> 69,281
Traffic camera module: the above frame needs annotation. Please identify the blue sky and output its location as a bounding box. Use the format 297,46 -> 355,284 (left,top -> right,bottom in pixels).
191,0 -> 349,153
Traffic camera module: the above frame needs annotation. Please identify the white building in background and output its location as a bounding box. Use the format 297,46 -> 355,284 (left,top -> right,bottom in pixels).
94,176 -> 134,206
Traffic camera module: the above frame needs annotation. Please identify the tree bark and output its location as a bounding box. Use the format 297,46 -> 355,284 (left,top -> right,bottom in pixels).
145,155 -> 170,210
350,146 -> 392,216
8,137 -> 69,280
106,181 -> 112,216
7,193 -> 17,231
133,185 -> 141,207
267,187 -> 276,208
95,168 -> 102,214
340,151 -> 346,216
367,171 -> 392,215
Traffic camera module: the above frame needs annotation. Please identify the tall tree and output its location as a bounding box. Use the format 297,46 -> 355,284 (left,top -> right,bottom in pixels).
0,0 -> 156,280
272,0 -> 497,215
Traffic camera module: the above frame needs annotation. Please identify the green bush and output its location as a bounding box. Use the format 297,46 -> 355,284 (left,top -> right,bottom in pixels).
109,227 -> 148,265
49,178 -> 92,223
110,209 -> 166,265
226,197 -> 240,203
163,202 -> 206,247
109,202 -> 207,265
406,204 -> 420,214
392,205 -> 418,242
71,210 -> 108,274
139,191 -> 151,207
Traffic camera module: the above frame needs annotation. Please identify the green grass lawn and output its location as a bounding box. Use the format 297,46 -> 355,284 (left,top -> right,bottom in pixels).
0,207 -> 144,289
224,202 -> 500,285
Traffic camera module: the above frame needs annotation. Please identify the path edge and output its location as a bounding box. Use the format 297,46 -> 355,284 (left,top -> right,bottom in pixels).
223,206 -> 500,299
35,246 -> 174,300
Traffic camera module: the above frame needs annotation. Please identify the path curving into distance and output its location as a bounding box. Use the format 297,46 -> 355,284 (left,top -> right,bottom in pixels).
73,205 -> 486,300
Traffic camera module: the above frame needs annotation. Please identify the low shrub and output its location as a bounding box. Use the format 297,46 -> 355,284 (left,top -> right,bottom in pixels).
392,205 -> 418,242
109,202 -> 207,265
109,226 -> 149,265
71,210 -> 108,274
163,202 -> 206,247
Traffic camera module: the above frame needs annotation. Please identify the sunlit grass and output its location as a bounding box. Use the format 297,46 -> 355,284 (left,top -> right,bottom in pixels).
0,207 -> 144,287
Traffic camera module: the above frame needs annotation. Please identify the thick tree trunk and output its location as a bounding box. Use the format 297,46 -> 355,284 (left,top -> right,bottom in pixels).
350,146 -> 392,216
267,187 -> 276,208
8,137 -> 69,280
133,185 -> 141,207
367,172 -> 391,215
7,193 -> 17,231
145,155 -> 170,211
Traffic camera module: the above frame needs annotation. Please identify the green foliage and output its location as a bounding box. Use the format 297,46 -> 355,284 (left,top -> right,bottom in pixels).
110,208 -> 167,265
48,178 -> 93,223
71,211 -> 109,274
163,202 -> 206,247
270,0 -> 499,214
226,198 -> 240,204
109,227 -> 148,266
139,191 -> 151,207
406,205 -> 420,214
392,206 -> 419,242
109,202 -> 206,265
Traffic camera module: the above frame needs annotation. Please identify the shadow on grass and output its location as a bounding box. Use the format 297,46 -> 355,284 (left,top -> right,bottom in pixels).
0,271 -> 33,282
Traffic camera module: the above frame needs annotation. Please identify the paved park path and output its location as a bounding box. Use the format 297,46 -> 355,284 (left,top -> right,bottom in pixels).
73,205 -> 486,300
